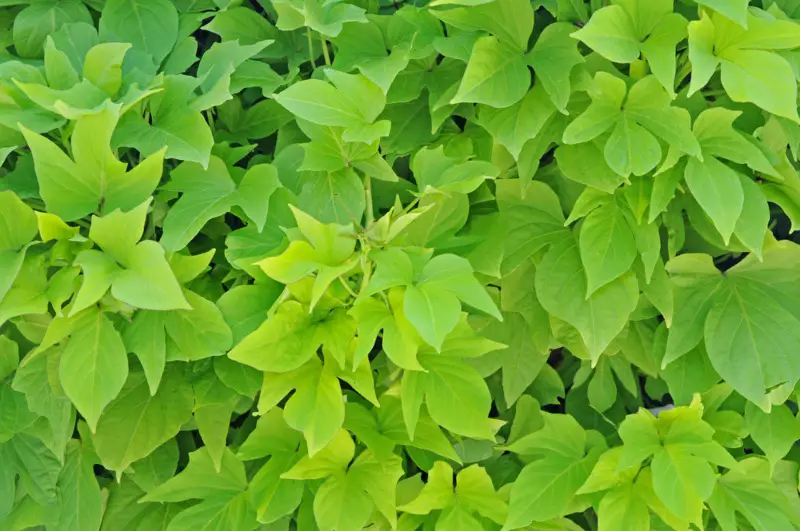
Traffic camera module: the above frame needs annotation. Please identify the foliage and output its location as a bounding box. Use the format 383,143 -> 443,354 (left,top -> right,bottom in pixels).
3,0 -> 800,530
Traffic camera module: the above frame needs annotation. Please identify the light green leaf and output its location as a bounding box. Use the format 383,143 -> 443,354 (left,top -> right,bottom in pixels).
479,84 -> 557,160
404,285 -> 461,351
579,200 -> 637,296
110,241 -> 190,311
505,415 -> 600,529
571,5 -> 640,63
420,354 -> 495,439
88,199 -> 150,266
694,0 -> 749,28
451,36 -> 529,108
235,164 -> 281,232
720,48 -> 800,122
122,310 -> 166,395
59,309 -> 128,432
164,290 -> 233,361
684,156 -> 744,244
45,37 -> 79,90
228,301 -> 319,372
527,23 -> 583,112
0,191 -> 37,251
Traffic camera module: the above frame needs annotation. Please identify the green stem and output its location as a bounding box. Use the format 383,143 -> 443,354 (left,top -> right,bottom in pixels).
307,28 -> 316,68
402,196 -> 420,214
338,277 -> 358,298
358,248 -> 372,297
364,174 -> 374,226
268,287 -> 290,317
320,35 -> 331,66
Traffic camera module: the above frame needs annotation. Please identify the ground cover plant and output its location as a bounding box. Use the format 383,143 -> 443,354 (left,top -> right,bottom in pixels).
5,0 -> 800,529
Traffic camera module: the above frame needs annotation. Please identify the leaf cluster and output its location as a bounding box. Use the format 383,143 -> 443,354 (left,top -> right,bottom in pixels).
3,0 -> 800,530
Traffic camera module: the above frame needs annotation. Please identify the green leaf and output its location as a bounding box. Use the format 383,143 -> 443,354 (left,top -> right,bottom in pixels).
403,285 -> 461,351
229,301 -> 331,372
684,156 -> 744,244
165,492 -> 255,531
703,243 -> 800,407
720,48 -> 800,123
59,309 -> 128,432
597,484 -> 649,531
744,402 -> 800,468
110,241 -> 191,311
662,254 -> 725,365
496,179 -> 569,273
451,36 -> 529,108
99,0 -> 179,63
13,0 -> 92,59
122,310 -> 167,395
240,410 -> 303,522
8,432 -> 62,505
160,157 -> 237,252
505,413 -> 601,529
235,164 -> 281,232
618,402 -> 735,524
164,291 -> 233,360
54,442 -> 103,531
257,358 -> 345,456
431,0 -> 534,52
113,76 -> 214,166
203,7 -> 275,47
478,84 -> 557,160
142,446 -> 247,502
45,36 -> 79,91
272,0 -> 367,37
83,43 -> 130,96
480,311 -> 548,406
193,374 -> 239,473
419,354 -> 495,439
694,0 -> 749,28
275,73 -> 384,131
578,199 -> 637,296
536,236 -> 639,362
708,457 -> 798,531
0,191 -> 37,251
21,106 -> 164,221
571,5 -> 640,63
527,23 -> 583,112
604,116 -> 662,177
400,461 -> 506,526
88,199 -> 150,266
93,366 -> 193,474
412,145 -> 499,194
734,175 -> 769,259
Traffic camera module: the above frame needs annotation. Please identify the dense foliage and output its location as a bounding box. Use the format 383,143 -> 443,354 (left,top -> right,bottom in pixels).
4,0 -> 800,529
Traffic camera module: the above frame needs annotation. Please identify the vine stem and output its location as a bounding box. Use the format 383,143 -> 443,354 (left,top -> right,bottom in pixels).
320,35 -> 331,65
306,28 -> 316,68
364,174 -> 374,226
339,277 -> 358,298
